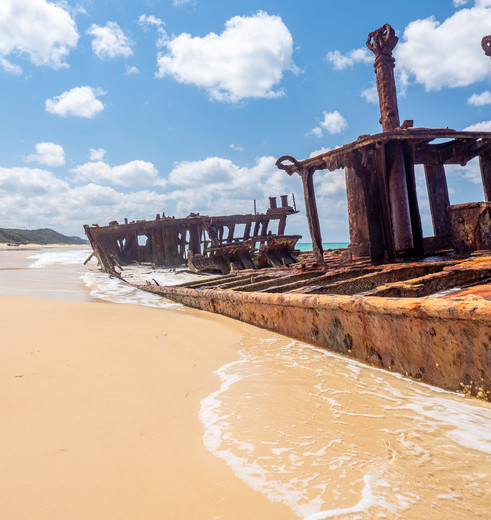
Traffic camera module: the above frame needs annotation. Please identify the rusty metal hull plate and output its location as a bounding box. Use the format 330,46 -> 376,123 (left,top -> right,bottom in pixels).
140,283 -> 491,401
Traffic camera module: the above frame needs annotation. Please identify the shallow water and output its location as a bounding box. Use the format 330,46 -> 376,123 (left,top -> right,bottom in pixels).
1,247 -> 490,518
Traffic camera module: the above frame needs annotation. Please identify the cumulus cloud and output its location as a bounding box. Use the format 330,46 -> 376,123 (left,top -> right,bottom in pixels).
395,1 -> 491,91
310,111 -> 348,137
165,155 -> 301,217
464,120 -> 491,131
229,144 -> 244,152
0,166 -> 68,197
87,21 -> 133,60
155,11 -> 296,102
0,0 -> 78,73
26,142 -> 65,167
468,90 -> 491,106
453,0 -> 470,6
45,86 -> 105,118
325,48 -> 372,70
71,159 -> 162,187
138,14 -> 168,49
89,148 -> 106,161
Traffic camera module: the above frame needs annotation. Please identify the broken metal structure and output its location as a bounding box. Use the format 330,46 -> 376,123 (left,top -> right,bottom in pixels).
88,25 -> 491,399
277,24 -> 491,266
84,195 -> 300,275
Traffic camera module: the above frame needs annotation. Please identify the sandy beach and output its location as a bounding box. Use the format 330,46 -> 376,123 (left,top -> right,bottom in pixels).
0,294 -> 297,520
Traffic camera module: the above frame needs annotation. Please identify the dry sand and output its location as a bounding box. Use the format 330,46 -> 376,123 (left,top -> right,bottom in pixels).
0,295 -> 297,520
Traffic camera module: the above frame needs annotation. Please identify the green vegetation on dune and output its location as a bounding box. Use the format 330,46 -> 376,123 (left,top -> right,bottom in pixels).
0,228 -> 87,245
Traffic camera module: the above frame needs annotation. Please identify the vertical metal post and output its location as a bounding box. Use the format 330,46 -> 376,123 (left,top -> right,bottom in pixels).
479,152 -> 491,202
301,166 -> 325,266
424,163 -> 451,239
367,24 -> 413,253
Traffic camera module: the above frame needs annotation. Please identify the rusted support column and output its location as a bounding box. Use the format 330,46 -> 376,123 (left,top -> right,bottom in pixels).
403,145 -> 424,256
424,163 -> 451,239
479,151 -> 491,202
188,225 -> 201,254
260,220 -> 269,236
300,166 -> 324,266
345,165 -> 370,257
278,215 -> 287,236
243,222 -> 251,239
226,224 -> 235,243
367,25 -> 413,253
253,220 -> 261,237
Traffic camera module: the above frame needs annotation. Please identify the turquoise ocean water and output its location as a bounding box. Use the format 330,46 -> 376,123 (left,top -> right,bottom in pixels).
296,242 -> 349,252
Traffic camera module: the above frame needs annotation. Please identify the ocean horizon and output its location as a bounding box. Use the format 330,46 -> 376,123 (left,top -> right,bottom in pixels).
296,242 -> 349,252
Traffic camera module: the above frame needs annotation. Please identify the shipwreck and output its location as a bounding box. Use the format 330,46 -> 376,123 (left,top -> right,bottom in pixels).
84,194 -> 300,275
86,24 -> 491,400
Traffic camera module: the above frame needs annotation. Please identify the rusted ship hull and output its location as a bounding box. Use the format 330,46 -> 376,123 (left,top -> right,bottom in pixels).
138,254 -> 491,401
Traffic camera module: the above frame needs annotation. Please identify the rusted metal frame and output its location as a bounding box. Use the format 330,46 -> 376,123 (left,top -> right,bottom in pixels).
347,151 -> 386,262
265,268 -> 378,294
260,220 -> 269,236
385,140 -> 414,253
424,163 -> 451,240
300,165 -> 325,266
243,222 -> 252,239
360,267 -> 491,298
301,263 -> 449,295
345,162 -> 370,258
234,271 -> 326,293
277,132 -> 491,178
403,142 -> 424,256
277,215 -> 287,236
83,225 -> 104,269
226,224 -> 235,243
374,144 -> 396,261
479,151 -> 491,202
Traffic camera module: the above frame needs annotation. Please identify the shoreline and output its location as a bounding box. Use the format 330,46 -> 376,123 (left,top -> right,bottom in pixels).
0,294 -> 297,520
0,243 -> 89,251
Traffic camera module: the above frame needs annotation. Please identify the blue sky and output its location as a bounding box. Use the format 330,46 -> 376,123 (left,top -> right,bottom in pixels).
1,0 -> 490,241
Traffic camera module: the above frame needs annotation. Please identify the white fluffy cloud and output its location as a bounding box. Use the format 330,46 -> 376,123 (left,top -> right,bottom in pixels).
89,148 -> 106,161
155,11 -> 296,102
0,166 -> 68,197
395,1 -> 491,91
464,120 -> 491,131
26,142 -> 65,167
72,159 -> 162,187
87,21 -> 133,60
325,48 -> 372,70
0,0 -> 78,73
310,111 -> 348,137
45,86 -> 105,118
468,90 -> 491,106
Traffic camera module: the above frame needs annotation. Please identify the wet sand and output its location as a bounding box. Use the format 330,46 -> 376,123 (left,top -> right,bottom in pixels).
0,294 -> 297,520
